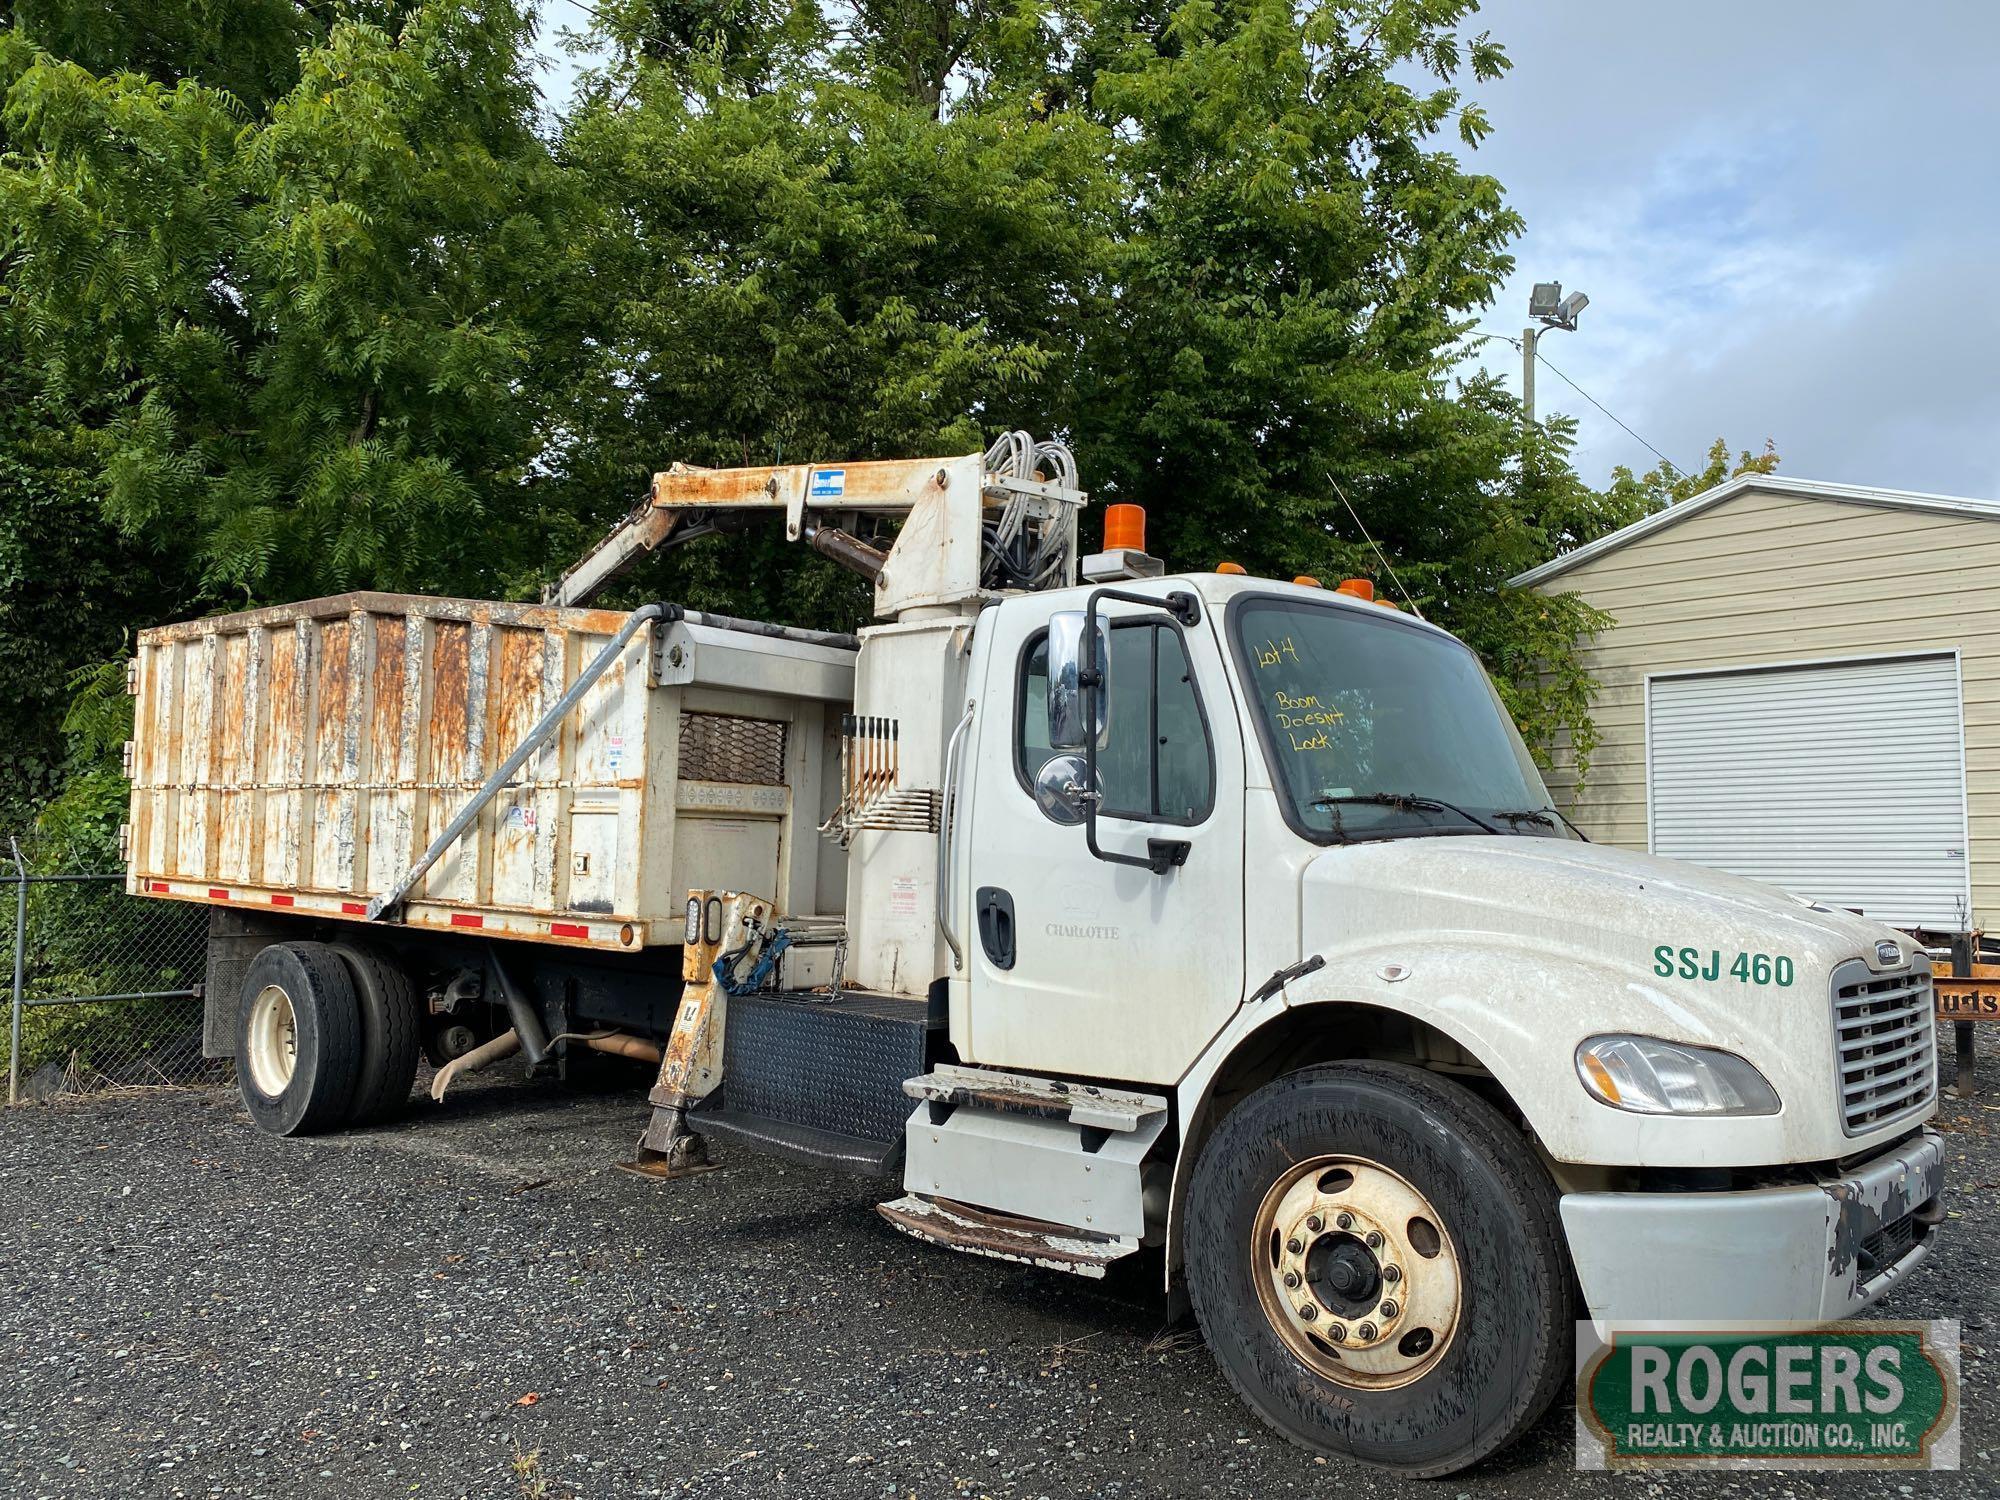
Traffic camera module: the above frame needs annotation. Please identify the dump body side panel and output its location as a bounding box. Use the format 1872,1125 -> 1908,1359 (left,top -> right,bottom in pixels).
127,593 -> 659,951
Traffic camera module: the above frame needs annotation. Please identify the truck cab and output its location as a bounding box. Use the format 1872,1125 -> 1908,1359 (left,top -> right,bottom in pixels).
705,559 -> 1941,1474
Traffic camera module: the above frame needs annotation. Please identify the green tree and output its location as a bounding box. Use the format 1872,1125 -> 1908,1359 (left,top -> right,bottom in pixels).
0,360 -> 196,830
1602,434 -> 1781,512
6,0 -> 320,110
542,1 -> 1115,624
555,1 -> 1627,763
1,1 -> 564,606
2,0 -> 1684,828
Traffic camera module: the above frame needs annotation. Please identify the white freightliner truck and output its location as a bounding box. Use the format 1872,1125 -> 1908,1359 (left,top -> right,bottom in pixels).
124,437 -> 1944,1474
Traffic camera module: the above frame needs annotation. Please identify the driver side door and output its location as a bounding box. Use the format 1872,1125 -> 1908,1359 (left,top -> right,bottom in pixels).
962,593 -> 1246,1085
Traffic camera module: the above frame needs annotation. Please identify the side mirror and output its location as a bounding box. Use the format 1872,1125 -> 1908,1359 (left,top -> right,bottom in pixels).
1032,753 -> 1094,825
1046,610 -> 1111,751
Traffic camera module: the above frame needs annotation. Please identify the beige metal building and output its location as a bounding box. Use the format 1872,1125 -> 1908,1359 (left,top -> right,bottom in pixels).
1512,475 -> 2000,936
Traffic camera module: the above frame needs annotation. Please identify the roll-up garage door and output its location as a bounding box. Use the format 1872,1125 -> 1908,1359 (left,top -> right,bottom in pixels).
1647,654 -> 1969,930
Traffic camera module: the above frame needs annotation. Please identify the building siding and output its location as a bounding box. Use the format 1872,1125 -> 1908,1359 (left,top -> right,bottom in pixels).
1533,485 -> 2000,930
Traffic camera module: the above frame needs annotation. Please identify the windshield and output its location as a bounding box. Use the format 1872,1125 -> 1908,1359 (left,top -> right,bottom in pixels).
1232,596 -> 1562,842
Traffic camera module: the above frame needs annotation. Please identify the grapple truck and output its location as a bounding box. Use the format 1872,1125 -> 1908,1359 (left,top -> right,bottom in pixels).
125,436 -> 1945,1474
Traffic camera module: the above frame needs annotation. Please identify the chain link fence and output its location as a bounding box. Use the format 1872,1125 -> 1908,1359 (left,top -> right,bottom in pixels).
3,852 -> 224,1102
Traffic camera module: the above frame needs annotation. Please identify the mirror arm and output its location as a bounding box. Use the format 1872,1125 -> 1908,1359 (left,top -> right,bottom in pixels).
1079,587 -> 1202,874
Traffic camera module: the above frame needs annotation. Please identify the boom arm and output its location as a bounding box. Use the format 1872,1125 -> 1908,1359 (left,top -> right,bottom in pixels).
546,437 -> 1086,618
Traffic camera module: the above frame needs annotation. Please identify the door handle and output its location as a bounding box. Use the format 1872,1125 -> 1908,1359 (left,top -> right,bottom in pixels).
975,886 -> 1016,970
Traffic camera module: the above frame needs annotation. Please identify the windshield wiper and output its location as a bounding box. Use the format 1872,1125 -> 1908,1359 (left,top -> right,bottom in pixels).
1308,792 -> 1502,836
1494,806 -> 1591,842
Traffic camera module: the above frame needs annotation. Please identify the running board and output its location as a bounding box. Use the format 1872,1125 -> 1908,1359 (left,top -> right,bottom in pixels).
903,1064 -> 1167,1133
900,1066 -> 1170,1242
876,1194 -> 1139,1279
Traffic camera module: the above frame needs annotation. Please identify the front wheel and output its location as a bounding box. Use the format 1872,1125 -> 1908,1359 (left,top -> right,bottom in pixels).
1185,1061 -> 1570,1476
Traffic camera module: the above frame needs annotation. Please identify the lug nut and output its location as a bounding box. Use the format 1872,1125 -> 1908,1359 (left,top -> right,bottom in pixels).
1336,1212 -> 1354,1230
1379,1299 -> 1398,1318
1306,1214 -> 1323,1233
1282,1270 -> 1300,1289
1286,1237 -> 1303,1255
1382,1265 -> 1401,1284
1299,1303 -> 1317,1321
1357,1322 -> 1378,1341
1364,1230 -> 1384,1249
1328,1323 -> 1347,1341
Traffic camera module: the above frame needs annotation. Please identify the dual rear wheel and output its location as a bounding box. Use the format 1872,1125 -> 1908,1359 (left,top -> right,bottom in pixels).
236,941 -> 421,1136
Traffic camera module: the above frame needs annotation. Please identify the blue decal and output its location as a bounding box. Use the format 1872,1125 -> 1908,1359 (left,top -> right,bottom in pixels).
808,468 -> 846,498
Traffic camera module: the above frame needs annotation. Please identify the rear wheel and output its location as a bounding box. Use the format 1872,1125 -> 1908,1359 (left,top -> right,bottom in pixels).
1185,1061 -> 1570,1476
328,943 -> 422,1125
235,942 -> 363,1136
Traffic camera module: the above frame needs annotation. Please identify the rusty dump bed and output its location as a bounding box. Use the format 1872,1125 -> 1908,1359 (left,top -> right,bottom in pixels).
124,592 -> 852,952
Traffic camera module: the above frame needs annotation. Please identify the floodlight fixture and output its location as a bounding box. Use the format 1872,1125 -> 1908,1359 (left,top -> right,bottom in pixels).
1520,280 -> 1591,422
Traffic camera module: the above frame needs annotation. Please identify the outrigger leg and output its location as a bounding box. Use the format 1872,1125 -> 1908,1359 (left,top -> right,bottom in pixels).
618,890 -> 774,1181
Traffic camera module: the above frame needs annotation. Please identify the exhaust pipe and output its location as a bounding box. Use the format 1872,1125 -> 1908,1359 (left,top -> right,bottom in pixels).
487,944 -> 550,1067
583,1032 -> 662,1064
430,1028 -> 522,1102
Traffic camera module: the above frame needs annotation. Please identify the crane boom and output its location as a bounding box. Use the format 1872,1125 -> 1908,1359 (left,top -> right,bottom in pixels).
546,439 -> 1087,617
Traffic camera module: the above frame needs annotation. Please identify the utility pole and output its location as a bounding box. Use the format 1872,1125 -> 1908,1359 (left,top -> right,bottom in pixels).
1521,325 -> 1538,424
1523,282 -> 1589,425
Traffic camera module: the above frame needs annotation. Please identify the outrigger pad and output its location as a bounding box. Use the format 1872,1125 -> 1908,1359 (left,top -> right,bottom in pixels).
613,1153 -> 721,1183
617,1107 -> 720,1181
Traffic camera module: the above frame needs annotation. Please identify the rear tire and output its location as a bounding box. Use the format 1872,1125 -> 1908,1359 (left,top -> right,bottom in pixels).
328,943 -> 422,1125
1185,1061 -> 1570,1476
235,942 -> 363,1137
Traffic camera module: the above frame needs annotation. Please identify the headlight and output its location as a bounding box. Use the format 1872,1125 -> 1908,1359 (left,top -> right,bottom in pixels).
1575,1034 -> 1781,1116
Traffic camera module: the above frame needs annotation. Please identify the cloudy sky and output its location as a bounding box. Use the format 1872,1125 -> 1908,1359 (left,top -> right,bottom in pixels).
1459,0 -> 2000,497
532,1 -> 2000,498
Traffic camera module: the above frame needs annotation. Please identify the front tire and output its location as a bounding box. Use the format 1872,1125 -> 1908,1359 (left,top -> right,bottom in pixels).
235,942 -> 363,1137
1185,1061 -> 1570,1476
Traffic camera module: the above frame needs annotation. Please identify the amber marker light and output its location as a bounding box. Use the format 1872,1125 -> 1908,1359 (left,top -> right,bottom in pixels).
1578,1049 -> 1622,1106
1102,504 -> 1146,553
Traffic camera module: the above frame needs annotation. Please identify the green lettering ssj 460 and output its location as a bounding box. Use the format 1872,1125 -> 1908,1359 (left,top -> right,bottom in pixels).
1653,946 -> 1797,985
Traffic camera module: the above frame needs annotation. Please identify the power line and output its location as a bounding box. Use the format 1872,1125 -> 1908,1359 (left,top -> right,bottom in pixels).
1529,345 -> 1685,476
1467,330 -> 1686,476
543,0 -> 610,27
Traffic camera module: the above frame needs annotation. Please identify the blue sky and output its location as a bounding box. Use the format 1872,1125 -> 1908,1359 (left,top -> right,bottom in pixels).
528,1 -> 2000,498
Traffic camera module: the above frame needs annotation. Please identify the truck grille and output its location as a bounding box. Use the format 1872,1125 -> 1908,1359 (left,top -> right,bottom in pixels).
1832,961 -> 1936,1135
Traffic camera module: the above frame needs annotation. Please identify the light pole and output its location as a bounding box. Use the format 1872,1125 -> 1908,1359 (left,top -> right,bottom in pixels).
1522,281 -> 1588,424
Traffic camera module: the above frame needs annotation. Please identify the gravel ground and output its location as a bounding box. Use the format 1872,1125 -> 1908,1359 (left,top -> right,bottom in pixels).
0,1073 -> 1993,1499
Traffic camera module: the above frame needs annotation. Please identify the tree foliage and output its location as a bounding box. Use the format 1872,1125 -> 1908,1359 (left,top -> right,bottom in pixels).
2,0 -> 1742,846
2,1 -> 564,604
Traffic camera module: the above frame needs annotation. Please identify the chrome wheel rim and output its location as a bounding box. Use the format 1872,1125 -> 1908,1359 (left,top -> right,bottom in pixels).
245,983 -> 298,1096
1251,1154 -> 1462,1390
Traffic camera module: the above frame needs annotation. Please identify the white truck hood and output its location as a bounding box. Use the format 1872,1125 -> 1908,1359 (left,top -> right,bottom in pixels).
1292,835 -> 1933,1166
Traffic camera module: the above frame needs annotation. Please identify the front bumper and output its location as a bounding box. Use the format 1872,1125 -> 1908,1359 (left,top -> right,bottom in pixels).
1560,1129 -> 1944,1323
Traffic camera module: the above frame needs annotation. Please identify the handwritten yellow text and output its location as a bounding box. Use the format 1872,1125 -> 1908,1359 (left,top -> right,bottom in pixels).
1256,637 -> 1300,669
